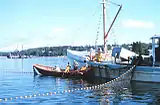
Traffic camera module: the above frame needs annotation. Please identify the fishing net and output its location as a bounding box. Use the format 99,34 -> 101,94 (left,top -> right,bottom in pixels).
90,64 -> 136,92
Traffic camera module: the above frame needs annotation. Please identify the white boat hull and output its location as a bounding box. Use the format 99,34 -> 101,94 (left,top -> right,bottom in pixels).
67,49 -> 113,68
67,49 -> 89,69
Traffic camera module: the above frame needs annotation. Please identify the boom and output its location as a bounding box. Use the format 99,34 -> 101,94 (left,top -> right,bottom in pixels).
104,5 -> 122,47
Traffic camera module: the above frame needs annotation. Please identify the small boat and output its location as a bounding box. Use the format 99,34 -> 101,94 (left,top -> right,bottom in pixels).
33,64 -> 94,79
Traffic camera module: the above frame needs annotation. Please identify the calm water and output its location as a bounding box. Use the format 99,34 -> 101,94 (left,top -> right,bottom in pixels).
0,57 -> 160,105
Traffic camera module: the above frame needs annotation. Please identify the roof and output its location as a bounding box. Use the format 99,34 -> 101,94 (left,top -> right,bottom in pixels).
151,35 -> 160,39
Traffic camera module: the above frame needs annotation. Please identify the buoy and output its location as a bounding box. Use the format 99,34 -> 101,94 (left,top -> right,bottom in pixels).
105,99 -> 110,103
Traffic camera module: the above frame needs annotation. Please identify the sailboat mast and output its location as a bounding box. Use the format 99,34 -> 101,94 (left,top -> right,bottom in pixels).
102,0 -> 107,53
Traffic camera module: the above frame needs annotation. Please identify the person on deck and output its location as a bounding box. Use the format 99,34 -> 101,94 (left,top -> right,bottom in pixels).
128,56 -> 130,64
73,60 -> 79,70
80,60 -> 88,71
65,62 -> 71,73
89,48 -> 94,61
93,47 -> 102,62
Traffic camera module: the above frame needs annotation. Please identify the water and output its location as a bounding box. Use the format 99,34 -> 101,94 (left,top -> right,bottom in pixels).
0,57 -> 160,105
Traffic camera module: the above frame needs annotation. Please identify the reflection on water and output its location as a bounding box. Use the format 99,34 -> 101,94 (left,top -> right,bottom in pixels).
131,81 -> 160,105
32,75 -> 108,105
0,57 -> 159,104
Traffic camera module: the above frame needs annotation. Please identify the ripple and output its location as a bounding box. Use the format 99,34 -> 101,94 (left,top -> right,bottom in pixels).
0,57 -> 159,105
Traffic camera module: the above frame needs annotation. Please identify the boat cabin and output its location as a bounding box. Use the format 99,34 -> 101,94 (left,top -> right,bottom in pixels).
151,35 -> 160,66
111,35 -> 160,66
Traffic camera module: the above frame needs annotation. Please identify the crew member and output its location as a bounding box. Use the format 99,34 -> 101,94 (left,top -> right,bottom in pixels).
65,62 -> 71,73
128,56 -> 130,64
80,60 -> 88,71
89,48 -> 93,61
73,60 -> 79,70
93,47 -> 102,62
55,65 -> 61,72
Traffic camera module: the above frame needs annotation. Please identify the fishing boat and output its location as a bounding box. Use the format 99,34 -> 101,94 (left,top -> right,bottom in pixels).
7,53 -> 30,59
7,52 -> 21,59
67,0 -> 122,68
7,45 -> 31,59
87,35 -> 160,83
67,0 -> 160,83
33,64 -> 94,79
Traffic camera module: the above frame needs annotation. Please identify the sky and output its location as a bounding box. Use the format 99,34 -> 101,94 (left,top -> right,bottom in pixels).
0,0 -> 159,51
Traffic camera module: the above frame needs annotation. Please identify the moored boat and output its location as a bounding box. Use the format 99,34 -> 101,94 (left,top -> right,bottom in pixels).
67,0 -> 122,68
87,35 -> 160,83
33,64 -> 94,79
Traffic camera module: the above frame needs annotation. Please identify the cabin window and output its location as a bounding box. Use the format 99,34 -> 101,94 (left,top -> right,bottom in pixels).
155,39 -> 159,48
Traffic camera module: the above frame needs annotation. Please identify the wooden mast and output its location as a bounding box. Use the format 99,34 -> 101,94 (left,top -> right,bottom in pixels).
102,1 -> 122,54
102,0 -> 107,53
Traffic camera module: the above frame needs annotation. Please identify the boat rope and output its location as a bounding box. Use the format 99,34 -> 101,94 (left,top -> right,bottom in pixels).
0,64 -> 137,103
108,0 -> 121,7
73,4 -> 101,42
4,71 -> 34,75
106,7 -> 117,44
95,13 -> 102,49
94,0 -> 121,49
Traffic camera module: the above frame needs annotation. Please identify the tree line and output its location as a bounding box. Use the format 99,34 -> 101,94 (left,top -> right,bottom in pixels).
0,41 -> 152,57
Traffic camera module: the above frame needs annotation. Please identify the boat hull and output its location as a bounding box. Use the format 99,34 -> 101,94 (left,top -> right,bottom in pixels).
33,64 -> 94,79
87,61 -> 160,83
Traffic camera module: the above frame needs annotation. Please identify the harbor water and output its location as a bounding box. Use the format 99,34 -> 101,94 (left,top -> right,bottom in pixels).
0,57 -> 160,105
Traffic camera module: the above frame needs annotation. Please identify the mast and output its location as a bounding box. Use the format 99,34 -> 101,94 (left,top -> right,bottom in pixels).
102,0 -> 107,53
101,0 -> 122,53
